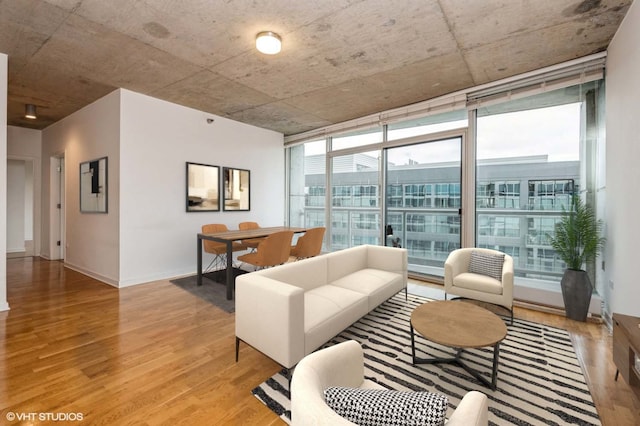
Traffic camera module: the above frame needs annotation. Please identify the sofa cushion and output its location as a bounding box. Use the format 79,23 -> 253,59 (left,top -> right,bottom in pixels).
324,386 -> 448,426
454,272 -> 503,295
331,268 -> 404,309
304,286 -> 369,353
468,251 -> 504,281
326,246 -> 368,283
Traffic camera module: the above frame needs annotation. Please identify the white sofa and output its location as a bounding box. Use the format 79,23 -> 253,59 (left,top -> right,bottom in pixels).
291,340 -> 489,426
235,244 -> 408,369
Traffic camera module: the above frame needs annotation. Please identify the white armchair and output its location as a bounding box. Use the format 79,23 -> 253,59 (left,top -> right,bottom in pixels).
290,340 -> 488,426
444,248 -> 514,323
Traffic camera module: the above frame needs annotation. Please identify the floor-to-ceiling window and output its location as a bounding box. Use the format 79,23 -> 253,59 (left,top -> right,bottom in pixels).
329,128 -> 383,249
285,65 -> 604,297
475,81 -> 602,290
287,112 -> 468,278
287,139 -> 326,230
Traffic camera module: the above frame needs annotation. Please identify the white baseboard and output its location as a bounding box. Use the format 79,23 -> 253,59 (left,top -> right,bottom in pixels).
514,281 -> 602,316
6,251 -> 26,259
63,262 -> 119,288
117,269 -> 195,287
61,263 -> 193,288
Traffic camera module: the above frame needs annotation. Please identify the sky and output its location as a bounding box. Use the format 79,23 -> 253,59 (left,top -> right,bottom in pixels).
476,103 -> 581,162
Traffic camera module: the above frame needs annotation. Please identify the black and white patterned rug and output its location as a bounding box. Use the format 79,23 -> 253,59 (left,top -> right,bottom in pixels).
252,292 -> 601,425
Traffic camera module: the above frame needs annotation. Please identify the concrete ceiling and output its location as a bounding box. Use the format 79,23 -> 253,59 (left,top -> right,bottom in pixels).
0,0 -> 632,136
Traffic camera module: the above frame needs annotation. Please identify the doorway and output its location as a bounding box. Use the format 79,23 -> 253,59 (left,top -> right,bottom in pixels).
6,158 -> 36,258
50,155 -> 65,260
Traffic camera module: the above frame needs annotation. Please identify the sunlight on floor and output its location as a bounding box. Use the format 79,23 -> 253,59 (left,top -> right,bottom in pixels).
408,280 -> 445,300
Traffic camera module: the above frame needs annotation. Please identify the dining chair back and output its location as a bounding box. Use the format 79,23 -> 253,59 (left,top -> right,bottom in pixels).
290,227 -> 326,260
238,221 -> 265,250
238,230 -> 295,269
201,223 -> 246,272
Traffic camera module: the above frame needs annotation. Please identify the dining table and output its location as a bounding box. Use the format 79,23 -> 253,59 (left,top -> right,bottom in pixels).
197,226 -> 307,300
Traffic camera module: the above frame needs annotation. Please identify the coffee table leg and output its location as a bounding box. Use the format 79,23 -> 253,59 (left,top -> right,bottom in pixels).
410,323 -> 416,361
412,344 -> 500,391
491,342 -> 500,389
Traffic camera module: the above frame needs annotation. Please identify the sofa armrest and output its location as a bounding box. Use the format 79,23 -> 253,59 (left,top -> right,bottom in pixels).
501,254 -> 514,304
365,245 -> 408,275
444,249 -> 470,290
291,341 -> 364,426
446,391 -> 488,426
235,274 -> 305,368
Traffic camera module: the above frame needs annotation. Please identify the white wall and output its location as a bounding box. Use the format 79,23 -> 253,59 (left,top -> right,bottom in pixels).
0,53 -> 8,311
8,126 -> 42,157
42,90 -> 121,284
37,88 -> 284,287
7,126 -> 42,256
605,0 -> 640,317
118,89 -> 284,286
6,159 -> 25,252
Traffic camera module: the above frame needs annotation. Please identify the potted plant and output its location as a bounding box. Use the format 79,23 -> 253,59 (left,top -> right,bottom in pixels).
549,195 -> 605,321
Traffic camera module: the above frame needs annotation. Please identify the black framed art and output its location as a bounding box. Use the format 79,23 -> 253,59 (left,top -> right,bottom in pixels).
186,162 -> 220,212
80,156 -> 108,213
223,167 -> 250,211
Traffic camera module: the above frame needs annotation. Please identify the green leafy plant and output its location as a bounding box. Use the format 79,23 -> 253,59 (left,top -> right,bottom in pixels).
549,195 -> 605,271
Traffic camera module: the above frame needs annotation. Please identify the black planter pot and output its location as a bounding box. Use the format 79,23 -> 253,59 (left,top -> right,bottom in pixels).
560,269 -> 592,322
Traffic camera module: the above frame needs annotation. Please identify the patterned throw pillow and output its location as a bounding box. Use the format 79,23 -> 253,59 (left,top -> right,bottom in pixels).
324,386 -> 448,426
468,250 -> 505,281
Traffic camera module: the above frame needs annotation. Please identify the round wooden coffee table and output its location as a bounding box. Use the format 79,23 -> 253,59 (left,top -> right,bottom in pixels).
410,300 -> 508,390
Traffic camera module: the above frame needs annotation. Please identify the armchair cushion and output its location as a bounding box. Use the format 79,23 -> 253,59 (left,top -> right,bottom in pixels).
324,386 -> 448,426
468,251 -> 505,281
454,272 -> 503,295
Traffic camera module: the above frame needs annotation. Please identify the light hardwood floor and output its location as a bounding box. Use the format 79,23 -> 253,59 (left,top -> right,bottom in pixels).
1,257 -> 639,425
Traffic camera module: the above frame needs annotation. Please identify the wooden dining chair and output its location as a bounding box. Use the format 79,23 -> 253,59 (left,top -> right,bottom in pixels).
201,223 -> 246,272
238,230 -> 294,270
238,221 -> 265,251
290,227 -> 326,260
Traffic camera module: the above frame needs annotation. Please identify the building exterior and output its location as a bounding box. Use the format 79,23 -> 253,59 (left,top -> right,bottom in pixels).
301,153 -> 578,285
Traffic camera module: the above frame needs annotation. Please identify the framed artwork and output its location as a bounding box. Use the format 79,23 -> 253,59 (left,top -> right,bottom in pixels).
80,157 -> 108,213
186,162 -> 220,212
223,167 -> 250,211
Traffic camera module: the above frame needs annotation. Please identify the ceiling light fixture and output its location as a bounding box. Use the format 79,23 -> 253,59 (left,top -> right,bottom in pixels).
255,31 -> 282,55
25,104 -> 37,119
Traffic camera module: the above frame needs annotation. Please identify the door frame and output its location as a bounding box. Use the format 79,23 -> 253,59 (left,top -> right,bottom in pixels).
382,128 -> 469,279
382,127 -> 472,244
48,154 -> 65,260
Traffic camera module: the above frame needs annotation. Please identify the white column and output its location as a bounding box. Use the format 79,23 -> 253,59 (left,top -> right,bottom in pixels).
0,52 -> 9,311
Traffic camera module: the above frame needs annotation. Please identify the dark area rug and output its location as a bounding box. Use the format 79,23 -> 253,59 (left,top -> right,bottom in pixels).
170,270 -> 246,313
